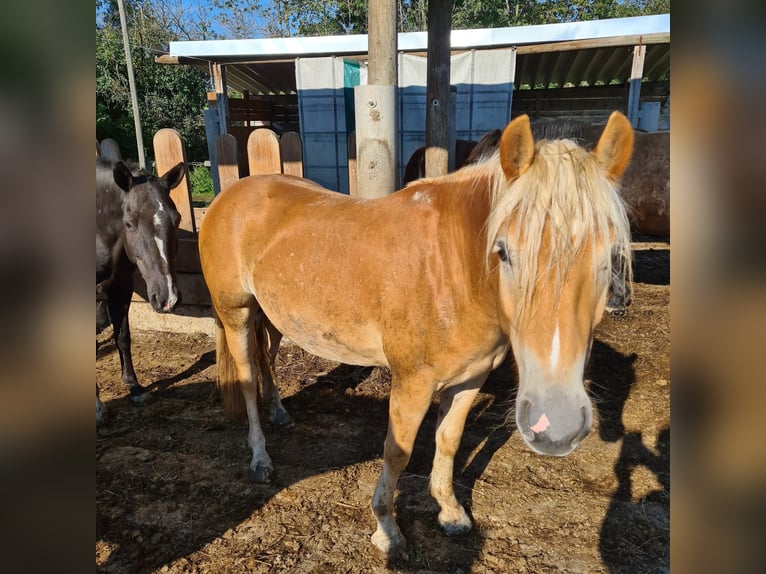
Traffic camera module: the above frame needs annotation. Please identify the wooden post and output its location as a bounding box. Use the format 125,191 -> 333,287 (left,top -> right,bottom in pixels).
354,85 -> 398,198
347,131 -> 358,197
354,0 -> 398,197
280,132 -> 303,177
368,1 -> 397,86
99,139 -> 123,162
425,0 -> 453,178
153,128 -> 196,234
215,133 -> 240,192
212,63 -> 229,137
247,128 -> 282,175
627,42 -> 646,128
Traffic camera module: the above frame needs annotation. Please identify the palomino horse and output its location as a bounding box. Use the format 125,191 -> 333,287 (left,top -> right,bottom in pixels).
96,158 -> 185,423
199,112 -> 634,555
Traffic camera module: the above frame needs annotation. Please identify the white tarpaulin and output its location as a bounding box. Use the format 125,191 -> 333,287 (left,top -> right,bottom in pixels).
296,49 -> 515,193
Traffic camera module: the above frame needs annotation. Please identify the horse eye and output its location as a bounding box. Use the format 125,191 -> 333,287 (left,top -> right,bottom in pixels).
494,240 -> 509,264
125,221 -> 135,231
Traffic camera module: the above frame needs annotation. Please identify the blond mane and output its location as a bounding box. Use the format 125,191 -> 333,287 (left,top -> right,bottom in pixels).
484,138 -> 632,316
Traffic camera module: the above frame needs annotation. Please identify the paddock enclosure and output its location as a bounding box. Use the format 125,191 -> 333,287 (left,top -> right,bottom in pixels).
98,14 -> 669,573
96,239 -> 668,573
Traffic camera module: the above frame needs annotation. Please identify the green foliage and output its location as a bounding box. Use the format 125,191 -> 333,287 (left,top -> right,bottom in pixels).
188,165 -> 215,204
244,1 -> 670,36
96,0 -> 210,163
96,0 -> 669,165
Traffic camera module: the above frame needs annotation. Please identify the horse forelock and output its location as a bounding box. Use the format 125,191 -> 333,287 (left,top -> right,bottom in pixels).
485,138 -> 632,317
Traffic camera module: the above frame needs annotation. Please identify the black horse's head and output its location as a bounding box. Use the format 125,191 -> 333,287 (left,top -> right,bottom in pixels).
113,161 -> 185,312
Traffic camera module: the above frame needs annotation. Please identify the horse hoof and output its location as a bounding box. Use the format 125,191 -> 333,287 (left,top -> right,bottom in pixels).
371,528 -> 406,557
440,519 -> 473,537
248,462 -> 275,483
439,508 -> 473,536
271,408 -> 294,429
129,390 -> 153,406
96,405 -> 108,426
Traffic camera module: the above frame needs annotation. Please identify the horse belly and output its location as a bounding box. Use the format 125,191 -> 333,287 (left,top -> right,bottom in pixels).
255,289 -> 388,367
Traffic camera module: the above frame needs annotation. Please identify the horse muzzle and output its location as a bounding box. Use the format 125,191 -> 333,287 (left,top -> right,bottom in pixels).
149,284 -> 180,313
516,387 -> 592,456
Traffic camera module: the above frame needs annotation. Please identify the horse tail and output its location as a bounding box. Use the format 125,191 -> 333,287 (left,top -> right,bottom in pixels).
214,312 -> 247,417
215,309 -> 272,418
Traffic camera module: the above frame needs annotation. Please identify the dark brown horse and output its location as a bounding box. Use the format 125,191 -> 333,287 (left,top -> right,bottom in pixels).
199,112 -> 634,555
96,158 -> 185,423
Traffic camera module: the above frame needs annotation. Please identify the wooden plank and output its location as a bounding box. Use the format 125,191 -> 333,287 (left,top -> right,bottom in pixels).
280,132 -> 303,177
129,301 -> 214,337
425,0 -> 453,178
215,133 -> 240,192
153,128 -> 196,234
515,32 -> 669,56
347,131 -> 358,197
247,128 -> 282,175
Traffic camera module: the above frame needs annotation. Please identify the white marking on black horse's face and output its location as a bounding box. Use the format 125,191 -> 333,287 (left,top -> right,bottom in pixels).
122,178 -> 181,312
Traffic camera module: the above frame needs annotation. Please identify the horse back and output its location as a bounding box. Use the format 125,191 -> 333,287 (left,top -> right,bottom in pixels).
200,173 -> 504,375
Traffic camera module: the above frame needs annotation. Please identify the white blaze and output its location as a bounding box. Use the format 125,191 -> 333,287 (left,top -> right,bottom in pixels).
154,236 -> 168,264
550,324 -> 560,370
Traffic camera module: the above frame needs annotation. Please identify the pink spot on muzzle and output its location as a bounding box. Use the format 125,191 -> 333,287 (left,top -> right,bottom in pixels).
530,413 -> 550,433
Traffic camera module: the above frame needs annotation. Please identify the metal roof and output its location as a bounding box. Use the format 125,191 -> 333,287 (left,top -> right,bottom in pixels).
158,14 -> 670,95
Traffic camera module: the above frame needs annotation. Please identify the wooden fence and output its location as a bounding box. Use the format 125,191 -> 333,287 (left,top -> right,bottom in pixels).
97,127 -> 307,334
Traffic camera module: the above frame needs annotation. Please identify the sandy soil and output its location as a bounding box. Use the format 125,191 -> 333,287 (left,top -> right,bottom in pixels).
97,243 -> 669,574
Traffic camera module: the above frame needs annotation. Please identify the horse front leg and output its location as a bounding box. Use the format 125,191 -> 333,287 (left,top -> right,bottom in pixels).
107,291 -> 151,405
430,374 -> 487,535
370,374 -> 434,557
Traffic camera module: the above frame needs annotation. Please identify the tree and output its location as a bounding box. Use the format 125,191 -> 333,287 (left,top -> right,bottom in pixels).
96,0 -> 211,162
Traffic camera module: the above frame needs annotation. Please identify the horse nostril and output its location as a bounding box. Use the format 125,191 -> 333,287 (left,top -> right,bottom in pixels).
570,406 -> 591,448
517,399 -> 535,442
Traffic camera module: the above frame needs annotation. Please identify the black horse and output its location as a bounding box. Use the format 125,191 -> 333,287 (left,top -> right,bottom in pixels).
96,158 -> 185,423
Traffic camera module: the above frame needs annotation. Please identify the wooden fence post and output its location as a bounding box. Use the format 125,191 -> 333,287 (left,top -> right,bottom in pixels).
280,132 -> 303,177
247,128 -> 282,175
153,128 -> 196,234
99,139 -> 123,162
215,133 -> 240,192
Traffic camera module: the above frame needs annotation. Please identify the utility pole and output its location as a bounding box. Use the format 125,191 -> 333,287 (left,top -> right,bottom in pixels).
353,0 -> 398,197
117,0 -> 146,170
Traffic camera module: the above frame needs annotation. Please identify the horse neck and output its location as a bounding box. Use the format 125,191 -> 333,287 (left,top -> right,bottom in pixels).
420,168 -> 497,287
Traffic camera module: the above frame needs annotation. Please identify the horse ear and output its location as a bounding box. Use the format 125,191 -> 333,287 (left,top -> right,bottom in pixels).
161,162 -> 186,191
593,112 -> 634,180
499,115 -> 535,180
112,161 -> 133,192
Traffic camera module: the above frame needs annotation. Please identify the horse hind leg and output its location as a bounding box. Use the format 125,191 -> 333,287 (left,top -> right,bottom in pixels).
429,375 -> 487,536
256,313 -> 293,428
370,374 -> 435,556
217,304 -> 275,483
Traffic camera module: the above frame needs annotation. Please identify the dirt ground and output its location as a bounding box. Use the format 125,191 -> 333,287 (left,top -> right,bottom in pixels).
96,242 -> 669,574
